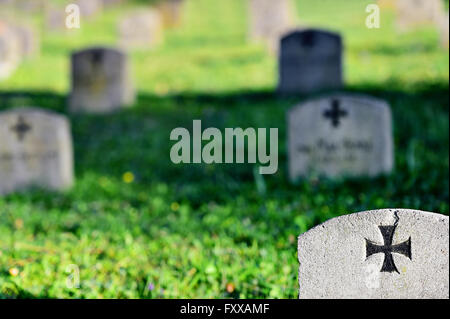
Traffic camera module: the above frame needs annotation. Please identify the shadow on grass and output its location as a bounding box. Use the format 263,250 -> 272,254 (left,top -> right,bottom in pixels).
0,280 -> 41,299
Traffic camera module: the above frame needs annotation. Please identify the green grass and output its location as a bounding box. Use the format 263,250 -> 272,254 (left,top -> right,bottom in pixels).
0,0 -> 448,298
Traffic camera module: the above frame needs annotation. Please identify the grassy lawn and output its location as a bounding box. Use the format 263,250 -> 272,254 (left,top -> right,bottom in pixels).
0,0 -> 448,298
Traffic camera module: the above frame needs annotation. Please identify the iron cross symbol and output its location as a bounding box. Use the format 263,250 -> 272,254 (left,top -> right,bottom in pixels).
323,99 -> 347,128
365,225 -> 411,273
10,116 -> 32,141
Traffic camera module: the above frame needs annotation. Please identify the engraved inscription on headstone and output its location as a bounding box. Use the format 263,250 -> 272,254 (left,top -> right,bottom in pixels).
366,224 -> 412,273
69,47 -> 135,113
323,99 -> 347,128
287,94 -> 393,180
298,209 -> 449,299
10,115 -> 32,141
0,108 -> 74,195
278,29 -> 343,94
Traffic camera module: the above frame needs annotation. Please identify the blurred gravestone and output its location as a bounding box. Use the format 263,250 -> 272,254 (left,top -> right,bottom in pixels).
395,0 -> 444,31
0,108 -> 74,195
0,21 -> 20,79
69,47 -> 135,113
278,29 -> 343,94
248,0 -> 296,52
298,209 -> 449,299
11,23 -> 39,58
118,9 -> 163,49
76,0 -> 102,19
287,94 -> 393,181
158,0 -> 185,28
45,6 -> 66,31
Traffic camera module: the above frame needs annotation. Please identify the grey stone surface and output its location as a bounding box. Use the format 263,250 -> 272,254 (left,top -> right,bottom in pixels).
118,9 -> 163,49
298,209 -> 449,299
278,29 -> 343,94
395,0 -> 444,31
248,0 -> 296,53
288,94 -> 393,180
0,107 -> 74,195
69,47 -> 135,113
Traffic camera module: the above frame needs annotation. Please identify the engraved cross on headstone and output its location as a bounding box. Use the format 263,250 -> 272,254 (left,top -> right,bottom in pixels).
323,99 -> 347,128
365,225 -> 411,273
10,116 -> 32,141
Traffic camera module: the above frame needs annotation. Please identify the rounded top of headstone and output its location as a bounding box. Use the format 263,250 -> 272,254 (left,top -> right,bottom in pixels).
299,208 -> 448,242
0,106 -> 69,122
281,28 -> 341,49
288,93 -> 390,116
71,46 -> 126,59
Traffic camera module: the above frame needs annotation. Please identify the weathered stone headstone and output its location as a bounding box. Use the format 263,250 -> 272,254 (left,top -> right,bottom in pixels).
298,209 -> 449,299
288,94 -> 393,180
395,0 -> 444,31
157,0 -> 185,28
118,9 -> 163,49
0,108 -> 74,195
69,47 -> 135,113
278,29 -> 343,94
248,0 -> 296,52
0,20 -> 20,80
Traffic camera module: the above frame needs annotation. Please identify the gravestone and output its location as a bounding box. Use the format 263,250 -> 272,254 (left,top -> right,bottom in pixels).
69,47 -> 135,113
158,0 -> 185,28
45,6 -> 66,31
118,9 -> 163,49
0,108 -> 74,195
395,0 -> 444,31
287,94 -> 393,180
278,29 -> 343,94
76,0 -> 102,19
298,209 -> 449,299
11,23 -> 39,58
248,0 -> 296,52
0,21 -> 20,80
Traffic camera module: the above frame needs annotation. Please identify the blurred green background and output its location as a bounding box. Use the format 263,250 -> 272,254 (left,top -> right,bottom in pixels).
0,0 -> 448,298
